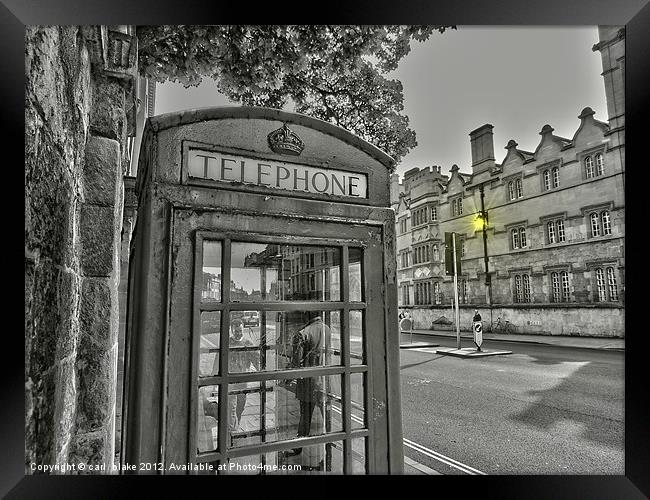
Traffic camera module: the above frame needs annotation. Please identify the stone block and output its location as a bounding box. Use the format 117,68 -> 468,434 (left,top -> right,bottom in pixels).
27,262 -> 62,376
74,338 -> 115,433
80,278 -> 117,348
25,108 -> 79,267
83,137 -> 121,206
25,369 -> 57,469
80,205 -> 118,277
68,429 -> 108,473
90,74 -> 127,143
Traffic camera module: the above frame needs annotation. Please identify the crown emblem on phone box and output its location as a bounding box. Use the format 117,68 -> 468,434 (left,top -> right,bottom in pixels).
268,124 -> 305,156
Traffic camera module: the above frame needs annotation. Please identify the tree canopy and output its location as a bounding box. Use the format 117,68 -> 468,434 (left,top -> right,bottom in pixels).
136,25 -> 454,165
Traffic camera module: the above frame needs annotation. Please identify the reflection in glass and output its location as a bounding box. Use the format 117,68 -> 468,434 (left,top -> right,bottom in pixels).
349,311 -> 364,365
231,310 -> 343,373
351,373 -> 366,430
231,243 -> 341,301
349,247 -> 363,302
197,385 -> 219,453
228,312 -> 261,373
351,438 -> 367,474
202,241 -> 222,302
199,312 -> 221,377
224,441 -> 344,474
229,375 -> 343,449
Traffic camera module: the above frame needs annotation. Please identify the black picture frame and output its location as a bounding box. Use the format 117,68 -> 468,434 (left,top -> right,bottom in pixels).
10,1 -> 649,497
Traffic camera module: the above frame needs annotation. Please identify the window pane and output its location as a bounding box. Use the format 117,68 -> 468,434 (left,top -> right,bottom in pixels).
607,267 -> 618,300
202,241 -> 222,302
228,312 -> 261,373
590,213 -> 601,237
602,211 -> 611,235
200,312 -> 221,377
351,373 -> 366,430
246,311 -> 342,372
228,375 -> 344,450
350,311 -> 365,365
557,220 -> 565,242
197,385 -> 219,453
231,242 -> 341,301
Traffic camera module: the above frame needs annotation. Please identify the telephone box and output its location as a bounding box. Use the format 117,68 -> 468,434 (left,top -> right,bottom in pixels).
122,107 -> 402,474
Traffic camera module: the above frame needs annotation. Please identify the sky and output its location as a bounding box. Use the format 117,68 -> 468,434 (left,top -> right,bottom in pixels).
155,26 -> 608,180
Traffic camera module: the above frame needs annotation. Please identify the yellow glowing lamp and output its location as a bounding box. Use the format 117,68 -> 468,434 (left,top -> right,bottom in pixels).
474,211 -> 488,231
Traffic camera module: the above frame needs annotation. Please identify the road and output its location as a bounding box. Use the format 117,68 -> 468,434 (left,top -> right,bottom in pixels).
400,334 -> 624,475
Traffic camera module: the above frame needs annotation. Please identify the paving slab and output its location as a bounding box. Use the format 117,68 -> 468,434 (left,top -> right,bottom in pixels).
434,347 -> 513,358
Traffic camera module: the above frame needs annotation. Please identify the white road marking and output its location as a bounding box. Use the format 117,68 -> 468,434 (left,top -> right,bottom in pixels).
403,438 -> 487,475
332,404 -> 484,475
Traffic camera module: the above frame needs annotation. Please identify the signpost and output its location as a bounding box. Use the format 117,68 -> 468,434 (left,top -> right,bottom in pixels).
473,320 -> 483,351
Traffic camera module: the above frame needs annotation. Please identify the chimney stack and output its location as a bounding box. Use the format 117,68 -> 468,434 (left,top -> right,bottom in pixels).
469,124 -> 495,174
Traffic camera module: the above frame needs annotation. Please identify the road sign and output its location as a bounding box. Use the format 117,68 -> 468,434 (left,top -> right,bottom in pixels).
473,321 -> 483,349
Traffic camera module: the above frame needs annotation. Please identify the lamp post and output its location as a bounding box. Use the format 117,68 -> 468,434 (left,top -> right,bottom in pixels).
475,183 -> 494,332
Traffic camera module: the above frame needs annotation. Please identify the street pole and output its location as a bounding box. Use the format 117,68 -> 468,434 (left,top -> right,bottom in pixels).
479,184 -> 494,332
452,233 -> 461,349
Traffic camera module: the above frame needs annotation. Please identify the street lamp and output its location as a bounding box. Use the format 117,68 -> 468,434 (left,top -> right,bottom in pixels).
473,183 -> 494,331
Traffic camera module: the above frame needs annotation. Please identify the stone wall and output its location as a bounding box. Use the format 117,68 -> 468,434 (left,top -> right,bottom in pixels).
404,304 -> 624,337
25,25 -> 135,474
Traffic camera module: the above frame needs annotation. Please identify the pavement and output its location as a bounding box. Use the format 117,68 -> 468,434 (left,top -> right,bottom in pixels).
398,327 -> 624,474
399,328 -> 625,351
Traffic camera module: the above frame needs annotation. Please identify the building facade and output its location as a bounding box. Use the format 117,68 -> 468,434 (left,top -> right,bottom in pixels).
392,27 -> 625,337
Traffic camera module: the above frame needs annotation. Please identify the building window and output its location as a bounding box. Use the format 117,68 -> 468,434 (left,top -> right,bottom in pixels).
585,152 -> 605,178
585,156 -> 594,178
594,266 -> 618,302
543,167 -> 560,191
547,219 -> 566,244
589,210 -> 612,237
562,271 -> 571,302
402,285 -> 410,305
511,228 -> 520,249
400,251 -> 409,269
523,274 -> 531,302
552,166 -> 560,188
550,271 -> 570,302
513,273 -> 532,303
551,272 -> 561,302
557,219 -> 565,241
602,211 -> 611,235
431,206 -> 438,222
451,197 -> 463,217
547,222 -> 556,243
590,212 -> 601,237
508,178 -> 524,200
433,282 -> 441,304
543,170 -> 551,191
433,244 -> 440,261
415,282 -> 432,305
595,153 -> 605,176
399,218 -> 407,234
511,227 -> 527,249
607,267 -> 618,301
460,239 -> 466,257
